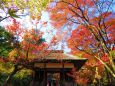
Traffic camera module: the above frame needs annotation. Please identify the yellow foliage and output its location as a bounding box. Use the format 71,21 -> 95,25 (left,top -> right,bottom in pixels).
0,62 -> 14,74
8,48 -> 18,61
1,0 -> 51,19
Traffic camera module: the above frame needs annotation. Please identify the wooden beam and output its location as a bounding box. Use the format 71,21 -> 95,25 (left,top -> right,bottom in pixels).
34,63 -> 74,68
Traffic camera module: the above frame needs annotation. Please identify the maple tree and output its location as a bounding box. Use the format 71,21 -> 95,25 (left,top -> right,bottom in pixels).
0,19 -> 57,86
49,0 -> 115,85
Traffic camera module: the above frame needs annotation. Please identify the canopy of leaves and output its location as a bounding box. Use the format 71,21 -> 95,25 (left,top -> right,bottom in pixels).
49,0 -> 115,29
0,0 -> 51,19
49,0 -> 115,58
0,26 -> 14,57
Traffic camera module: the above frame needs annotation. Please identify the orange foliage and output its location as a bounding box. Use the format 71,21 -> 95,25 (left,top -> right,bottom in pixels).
68,25 -> 97,58
6,19 -> 23,36
49,0 -> 115,59
49,0 -> 95,29
4,19 -> 51,62
49,0 -> 115,83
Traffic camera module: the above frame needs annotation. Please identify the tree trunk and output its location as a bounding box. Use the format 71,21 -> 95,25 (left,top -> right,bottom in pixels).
3,65 -> 18,86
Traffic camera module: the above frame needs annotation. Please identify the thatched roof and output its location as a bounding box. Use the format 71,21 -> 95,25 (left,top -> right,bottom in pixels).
37,50 -> 87,61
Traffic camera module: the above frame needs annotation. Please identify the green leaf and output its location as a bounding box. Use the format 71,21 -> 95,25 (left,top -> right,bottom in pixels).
8,9 -> 19,18
0,26 -> 14,57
